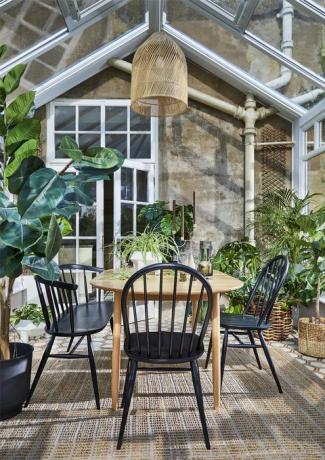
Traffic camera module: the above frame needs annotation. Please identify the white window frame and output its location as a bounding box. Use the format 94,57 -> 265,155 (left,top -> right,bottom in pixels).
46,98 -> 159,266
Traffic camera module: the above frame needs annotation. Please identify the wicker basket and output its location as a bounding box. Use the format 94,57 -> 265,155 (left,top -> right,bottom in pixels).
298,317 -> 325,358
247,302 -> 292,341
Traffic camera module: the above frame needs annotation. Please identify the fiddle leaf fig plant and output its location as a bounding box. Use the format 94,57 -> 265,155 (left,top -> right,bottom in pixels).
0,44 -> 124,360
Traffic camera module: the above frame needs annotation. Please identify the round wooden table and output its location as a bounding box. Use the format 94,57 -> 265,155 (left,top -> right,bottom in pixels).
91,269 -> 243,410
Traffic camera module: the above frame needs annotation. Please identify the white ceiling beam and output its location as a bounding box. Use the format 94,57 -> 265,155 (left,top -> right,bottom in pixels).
33,23 -> 150,108
289,0 -> 325,22
148,0 -> 163,33
163,23 -> 306,120
189,0 -> 325,90
0,0 -> 127,78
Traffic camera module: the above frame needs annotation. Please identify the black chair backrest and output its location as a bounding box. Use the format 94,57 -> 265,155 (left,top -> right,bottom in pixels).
121,263 -> 213,359
59,264 -> 103,305
244,255 -> 289,325
35,276 -> 78,333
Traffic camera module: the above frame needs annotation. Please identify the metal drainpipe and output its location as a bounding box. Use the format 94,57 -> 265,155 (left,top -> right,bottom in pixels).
242,94 -> 258,244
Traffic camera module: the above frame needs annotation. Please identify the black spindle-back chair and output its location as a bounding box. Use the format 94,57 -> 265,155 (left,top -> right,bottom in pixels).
205,255 -> 289,393
117,263 -> 213,450
25,274 -> 113,410
59,264 -> 114,353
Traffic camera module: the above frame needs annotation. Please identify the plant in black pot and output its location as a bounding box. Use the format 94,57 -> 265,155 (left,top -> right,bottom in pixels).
0,45 -> 124,420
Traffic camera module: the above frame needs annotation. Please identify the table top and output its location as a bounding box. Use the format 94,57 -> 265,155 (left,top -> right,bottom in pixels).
91,269 -> 243,299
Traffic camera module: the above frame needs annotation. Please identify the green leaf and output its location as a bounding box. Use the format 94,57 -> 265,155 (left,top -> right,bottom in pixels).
17,168 -> 66,219
5,118 -> 41,155
28,235 -> 46,257
3,63 -> 27,94
0,79 -> 6,105
77,172 -> 111,182
0,218 -> 43,250
75,147 -> 124,172
0,192 -> 19,222
0,243 -> 23,278
0,115 -> 5,136
59,136 -> 82,161
54,201 -> 80,219
57,216 -> 73,236
5,91 -> 35,127
22,256 -> 60,281
45,215 -> 62,262
0,44 -> 7,60
7,155 -> 44,194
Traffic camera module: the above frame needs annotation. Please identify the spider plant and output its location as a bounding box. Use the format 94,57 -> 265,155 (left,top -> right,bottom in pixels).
116,228 -> 179,266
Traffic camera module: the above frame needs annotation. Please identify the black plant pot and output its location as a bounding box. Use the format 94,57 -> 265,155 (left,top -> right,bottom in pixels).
0,342 -> 33,421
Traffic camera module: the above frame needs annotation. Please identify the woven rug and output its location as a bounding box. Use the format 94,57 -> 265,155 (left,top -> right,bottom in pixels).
1,345 -> 324,460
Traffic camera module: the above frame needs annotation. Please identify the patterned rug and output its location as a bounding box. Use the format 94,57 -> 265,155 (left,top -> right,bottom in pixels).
1,344 -> 325,460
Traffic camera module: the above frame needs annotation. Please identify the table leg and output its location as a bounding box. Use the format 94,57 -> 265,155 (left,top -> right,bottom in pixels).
211,292 -> 221,410
111,291 -> 122,410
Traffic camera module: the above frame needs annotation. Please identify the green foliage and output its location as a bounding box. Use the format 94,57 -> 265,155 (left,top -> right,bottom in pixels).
211,239 -> 261,312
115,228 -> 179,265
137,200 -> 194,239
254,189 -> 325,310
11,303 -> 44,327
0,45 -> 124,289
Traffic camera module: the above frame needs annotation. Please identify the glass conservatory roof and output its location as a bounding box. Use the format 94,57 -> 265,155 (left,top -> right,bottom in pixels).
0,0 -> 324,120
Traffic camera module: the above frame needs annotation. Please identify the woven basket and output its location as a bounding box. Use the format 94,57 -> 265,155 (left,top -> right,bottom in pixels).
298,317 -> 325,358
247,302 -> 292,341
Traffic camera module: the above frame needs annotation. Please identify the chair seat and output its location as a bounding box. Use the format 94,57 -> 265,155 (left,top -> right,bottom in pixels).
46,300 -> 113,336
220,313 -> 271,330
125,331 -> 204,364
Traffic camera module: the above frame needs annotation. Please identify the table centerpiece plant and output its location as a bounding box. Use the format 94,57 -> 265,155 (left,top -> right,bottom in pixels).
0,44 -> 124,419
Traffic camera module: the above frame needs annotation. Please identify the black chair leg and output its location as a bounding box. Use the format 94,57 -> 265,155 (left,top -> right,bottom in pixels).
248,330 -> 262,370
87,335 -> 101,409
25,335 -> 55,407
117,360 -> 137,450
221,329 -> 229,389
258,331 -> 283,394
204,335 -> 212,369
190,360 -> 210,450
110,317 -> 114,334
121,359 -> 131,408
66,336 -> 74,353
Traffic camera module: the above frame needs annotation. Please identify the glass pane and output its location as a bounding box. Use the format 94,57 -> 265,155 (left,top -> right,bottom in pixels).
106,134 -> 127,157
59,240 -> 76,265
17,0 -> 146,90
121,167 -> 133,201
210,0 -> 241,15
80,204 -> 96,236
308,154 -> 325,209
130,134 -> 151,159
78,133 -> 100,150
305,126 -> 314,154
166,0 -> 322,104
79,239 -> 96,266
55,133 -> 77,158
79,106 -> 100,131
136,170 -> 148,202
248,1 -> 325,80
0,0 -> 65,64
77,0 -> 103,10
136,204 -> 146,233
130,109 -> 151,131
55,106 -> 76,131
321,120 -> 325,145
106,107 -> 127,131
121,203 -> 134,235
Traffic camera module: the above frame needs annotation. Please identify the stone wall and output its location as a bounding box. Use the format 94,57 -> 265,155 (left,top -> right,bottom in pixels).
36,59 -> 291,249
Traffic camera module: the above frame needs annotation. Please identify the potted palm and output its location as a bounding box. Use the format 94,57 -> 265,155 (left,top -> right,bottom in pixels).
254,189 -> 325,346
0,44 -> 124,420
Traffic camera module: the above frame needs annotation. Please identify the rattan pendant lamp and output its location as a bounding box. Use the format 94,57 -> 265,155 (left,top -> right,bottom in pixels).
131,32 -> 188,117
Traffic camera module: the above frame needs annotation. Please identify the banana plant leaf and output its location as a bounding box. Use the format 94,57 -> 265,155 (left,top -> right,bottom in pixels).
17,168 -> 66,219
0,243 -> 23,278
45,215 -> 62,262
0,217 -> 43,251
5,118 -> 41,156
3,63 -> 27,94
22,256 -> 61,281
7,156 -> 44,194
5,91 -> 35,127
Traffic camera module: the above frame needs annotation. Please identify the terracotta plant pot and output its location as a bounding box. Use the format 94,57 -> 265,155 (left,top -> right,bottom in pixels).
298,317 -> 325,358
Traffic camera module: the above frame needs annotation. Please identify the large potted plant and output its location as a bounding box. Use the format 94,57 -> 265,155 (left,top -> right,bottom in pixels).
0,45 -> 124,420
254,189 -> 325,346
